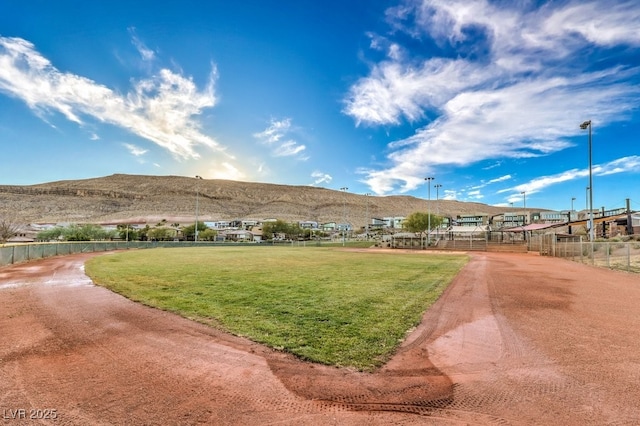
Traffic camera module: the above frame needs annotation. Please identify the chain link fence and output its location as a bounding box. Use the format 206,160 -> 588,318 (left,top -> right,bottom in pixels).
535,235 -> 640,273
0,241 -> 226,268
4,238 -> 640,273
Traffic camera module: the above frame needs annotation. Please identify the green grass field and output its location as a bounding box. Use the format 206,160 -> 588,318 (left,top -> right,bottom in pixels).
85,246 -> 468,370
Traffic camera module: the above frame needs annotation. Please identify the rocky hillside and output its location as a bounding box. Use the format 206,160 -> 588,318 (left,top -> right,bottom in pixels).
0,174 -> 526,227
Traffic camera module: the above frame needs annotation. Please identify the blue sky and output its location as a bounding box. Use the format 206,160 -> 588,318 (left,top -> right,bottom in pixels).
1,0 -> 639,212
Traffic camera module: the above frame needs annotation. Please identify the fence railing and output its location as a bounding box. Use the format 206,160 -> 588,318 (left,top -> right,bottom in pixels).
535,235 -> 640,273
0,240 -> 369,268
4,238 -> 639,273
0,241 -> 229,268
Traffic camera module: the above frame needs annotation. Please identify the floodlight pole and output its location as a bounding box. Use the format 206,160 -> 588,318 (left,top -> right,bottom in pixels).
365,193 -> 371,240
586,187 -> 589,211
424,177 -> 434,247
340,187 -> 348,246
580,120 -> 594,242
434,184 -> 442,242
571,197 -> 576,221
521,191 -> 526,225
195,175 -> 202,242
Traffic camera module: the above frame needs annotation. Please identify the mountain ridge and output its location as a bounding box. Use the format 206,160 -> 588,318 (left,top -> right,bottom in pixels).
0,174 -> 530,227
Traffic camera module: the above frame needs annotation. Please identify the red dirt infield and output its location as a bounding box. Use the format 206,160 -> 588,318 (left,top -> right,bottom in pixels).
1,250 -> 639,425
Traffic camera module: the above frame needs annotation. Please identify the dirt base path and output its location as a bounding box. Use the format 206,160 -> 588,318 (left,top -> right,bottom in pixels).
1,251 -> 640,425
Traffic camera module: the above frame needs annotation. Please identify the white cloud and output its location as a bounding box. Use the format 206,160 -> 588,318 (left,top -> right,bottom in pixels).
499,155 -> 640,200
122,142 -> 148,156
470,174 -> 512,190
207,162 -> 246,181
483,161 -> 502,170
467,190 -> 483,200
274,140 -> 306,157
253,117 -> 307,159
89,132 -> 100,140
253,118 -> 291,143
442,189 -> 457,200
129,28 -> 156,62
488,175 -> 511,184
345,1 -> 640,194
344,58 -> 485,126
311,171 -> 332,185
0,36 -> 224,160
597,156 -> 640,175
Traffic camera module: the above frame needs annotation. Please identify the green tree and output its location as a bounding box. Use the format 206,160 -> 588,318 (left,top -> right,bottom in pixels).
117,224 -> 141,241
148,227 -> 175,241
37,224 -> 115,241
403,212 -> 443,234
288,223 -> 303,240
182,221 -> 208,240
138,225 -> 151,241
64,224 -> 116,241
198,228 -> 218,241
262,220 -> 298,240
37,227 -> 64,241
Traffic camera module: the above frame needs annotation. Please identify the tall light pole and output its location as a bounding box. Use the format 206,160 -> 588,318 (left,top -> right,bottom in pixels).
425,177 -> 434,246
521,191 -> 526,225
340,187 -> 348,246
571,197 -> 576,221
434,184 -> 442,242
509,202 -> 514,225
195,175 -> 202,242
586,186 -> 589,211
580,120 -> 594,242
364,193 -> 371,239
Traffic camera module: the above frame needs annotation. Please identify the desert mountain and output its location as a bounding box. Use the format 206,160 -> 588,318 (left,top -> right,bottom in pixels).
0,174 -> 525,227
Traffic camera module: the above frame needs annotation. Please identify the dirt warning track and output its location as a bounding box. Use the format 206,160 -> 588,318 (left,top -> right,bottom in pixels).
1,251 -> 640,425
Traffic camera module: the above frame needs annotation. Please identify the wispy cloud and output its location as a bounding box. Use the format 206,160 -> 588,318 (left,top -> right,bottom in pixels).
129,27 -> 155,62
499,155 -> 640,202
122,142 -> 148,156
488,174 -> 511,184
253,118 -> 307,158
207,162 -> 245,181
470,174 -> 512,190
467,190 -> 483,200
274,140 -> 306,157
311,171 -> 332,185
0,36 -> 224,160
346,1 -> 640,194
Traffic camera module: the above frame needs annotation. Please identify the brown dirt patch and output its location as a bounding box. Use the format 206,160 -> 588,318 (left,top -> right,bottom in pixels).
1,251 -> 640,424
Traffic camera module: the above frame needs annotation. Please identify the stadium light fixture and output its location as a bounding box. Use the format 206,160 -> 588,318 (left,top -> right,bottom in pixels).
580,120 -> 594,242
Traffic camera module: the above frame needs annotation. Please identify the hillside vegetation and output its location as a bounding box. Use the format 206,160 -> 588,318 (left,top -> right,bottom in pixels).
0,174 -> 524,227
